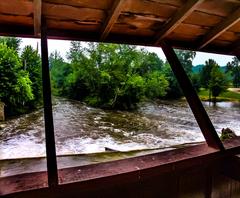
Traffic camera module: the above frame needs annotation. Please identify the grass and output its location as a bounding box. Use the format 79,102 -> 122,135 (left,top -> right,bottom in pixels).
198,88 -> 240,102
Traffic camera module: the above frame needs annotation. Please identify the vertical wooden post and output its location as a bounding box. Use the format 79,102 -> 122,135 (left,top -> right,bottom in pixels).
41,17 -> 58,187
161,41 -> 224,150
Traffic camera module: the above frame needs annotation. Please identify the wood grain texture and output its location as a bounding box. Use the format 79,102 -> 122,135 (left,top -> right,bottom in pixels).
1,137 -> 240,197
100,0 -> 126,40
0,0 -> 239,61
43,0 -> 112,10
198,7 -> 240,49
43,3 -> 105,22
33,0 -> 41,36
155,0 -> 204,44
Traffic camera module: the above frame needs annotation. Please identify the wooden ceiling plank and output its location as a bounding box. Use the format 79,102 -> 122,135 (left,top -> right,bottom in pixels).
154,0 -> 204,45
198,7 -> 240,49
100,0 -> 125,41
34,0 -> 42,37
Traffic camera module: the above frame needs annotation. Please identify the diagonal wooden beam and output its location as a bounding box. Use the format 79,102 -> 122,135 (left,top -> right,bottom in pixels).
161,41 -> 225,150
100,0 -> 125,41
198,7 -> 240,49
154,0 -> 204,45
33,0 -> 42,37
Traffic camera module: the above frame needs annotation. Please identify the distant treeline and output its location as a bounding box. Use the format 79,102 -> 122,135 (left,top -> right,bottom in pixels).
50,41 -> 240,108
0,37 -> 239,116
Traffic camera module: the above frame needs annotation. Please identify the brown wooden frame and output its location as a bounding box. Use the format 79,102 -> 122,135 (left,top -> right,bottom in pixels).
41,17 -> 58,187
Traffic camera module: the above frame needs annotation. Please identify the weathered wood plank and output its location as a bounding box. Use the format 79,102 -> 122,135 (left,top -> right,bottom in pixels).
43,0 -> 112,10
111,24 -> 155,37
0,15 -> 32,26
47,19 -> 101,31
100,0 -> 126,41
123,0 -> 179,18
171,23 -> 209,36
184,11 -> 224,27
33,0 -> 41,37
154,0 -> 204,44
217,31 -> 239,42
197,0 -> 238,17
0,0 -> 32,16
43,3 -> 105,22
198,7 -> 240,49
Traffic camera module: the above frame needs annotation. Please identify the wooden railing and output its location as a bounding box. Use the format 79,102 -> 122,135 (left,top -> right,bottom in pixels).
1,137 -> 240,197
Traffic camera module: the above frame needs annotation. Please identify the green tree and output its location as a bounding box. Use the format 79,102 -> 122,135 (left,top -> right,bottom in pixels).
0,43 -> 34,115
50,51 -> 71,95
200,59 -> 228,102
190,73 -> 201,92
145,71 -> 169,99
21,45 -> 42,106
0,37 -> 21,52
200,59 -> 217,89
209,65 -> 228,102
54,42 -> 169,109
226,57 -> 240,87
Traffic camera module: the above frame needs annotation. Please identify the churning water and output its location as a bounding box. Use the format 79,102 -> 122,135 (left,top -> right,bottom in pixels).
0,98 -> 239,160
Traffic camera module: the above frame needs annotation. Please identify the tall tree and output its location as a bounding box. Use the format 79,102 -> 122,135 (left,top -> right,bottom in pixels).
200,59 -> 217,89
209,65 -> 228,102
200,59 -> 228,102
226,57 -> 240,87
50,51 -> 71,95
21,45 -> 42,106
0,43 -> 33,115
0,37 -> 21,52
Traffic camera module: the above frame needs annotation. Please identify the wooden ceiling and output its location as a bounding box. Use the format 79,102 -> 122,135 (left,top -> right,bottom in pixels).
0,0 -> 239,56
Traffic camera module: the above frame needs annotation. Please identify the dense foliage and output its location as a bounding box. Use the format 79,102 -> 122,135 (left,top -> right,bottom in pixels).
1,36 -> 239,116
0,37 -> 41,115
51,42 -> 169,109
226,57 -> 240,87
199,59 -> 229,102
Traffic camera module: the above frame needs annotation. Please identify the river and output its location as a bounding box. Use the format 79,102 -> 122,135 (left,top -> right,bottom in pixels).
0,98 -> 239,177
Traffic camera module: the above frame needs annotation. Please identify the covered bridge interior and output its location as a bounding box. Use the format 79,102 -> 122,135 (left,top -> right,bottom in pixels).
0,0 -> 240,197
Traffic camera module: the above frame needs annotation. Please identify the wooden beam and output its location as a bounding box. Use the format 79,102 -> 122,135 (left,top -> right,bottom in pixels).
198,7 -> 240,49
161,41 -> 225,150
220,155 -> 240,181
100,0 -> 125,41
41,17 -> 59,188
154,0 -> 204,45
33,0 -> 42,37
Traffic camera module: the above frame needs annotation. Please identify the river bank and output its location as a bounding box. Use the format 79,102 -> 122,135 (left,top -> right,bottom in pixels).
198,88 -> 240,102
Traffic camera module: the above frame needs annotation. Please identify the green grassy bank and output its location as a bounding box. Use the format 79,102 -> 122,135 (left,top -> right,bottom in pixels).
198,88 -> 240,102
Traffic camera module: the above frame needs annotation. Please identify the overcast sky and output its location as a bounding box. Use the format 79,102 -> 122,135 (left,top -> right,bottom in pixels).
20,38 -> 234,66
